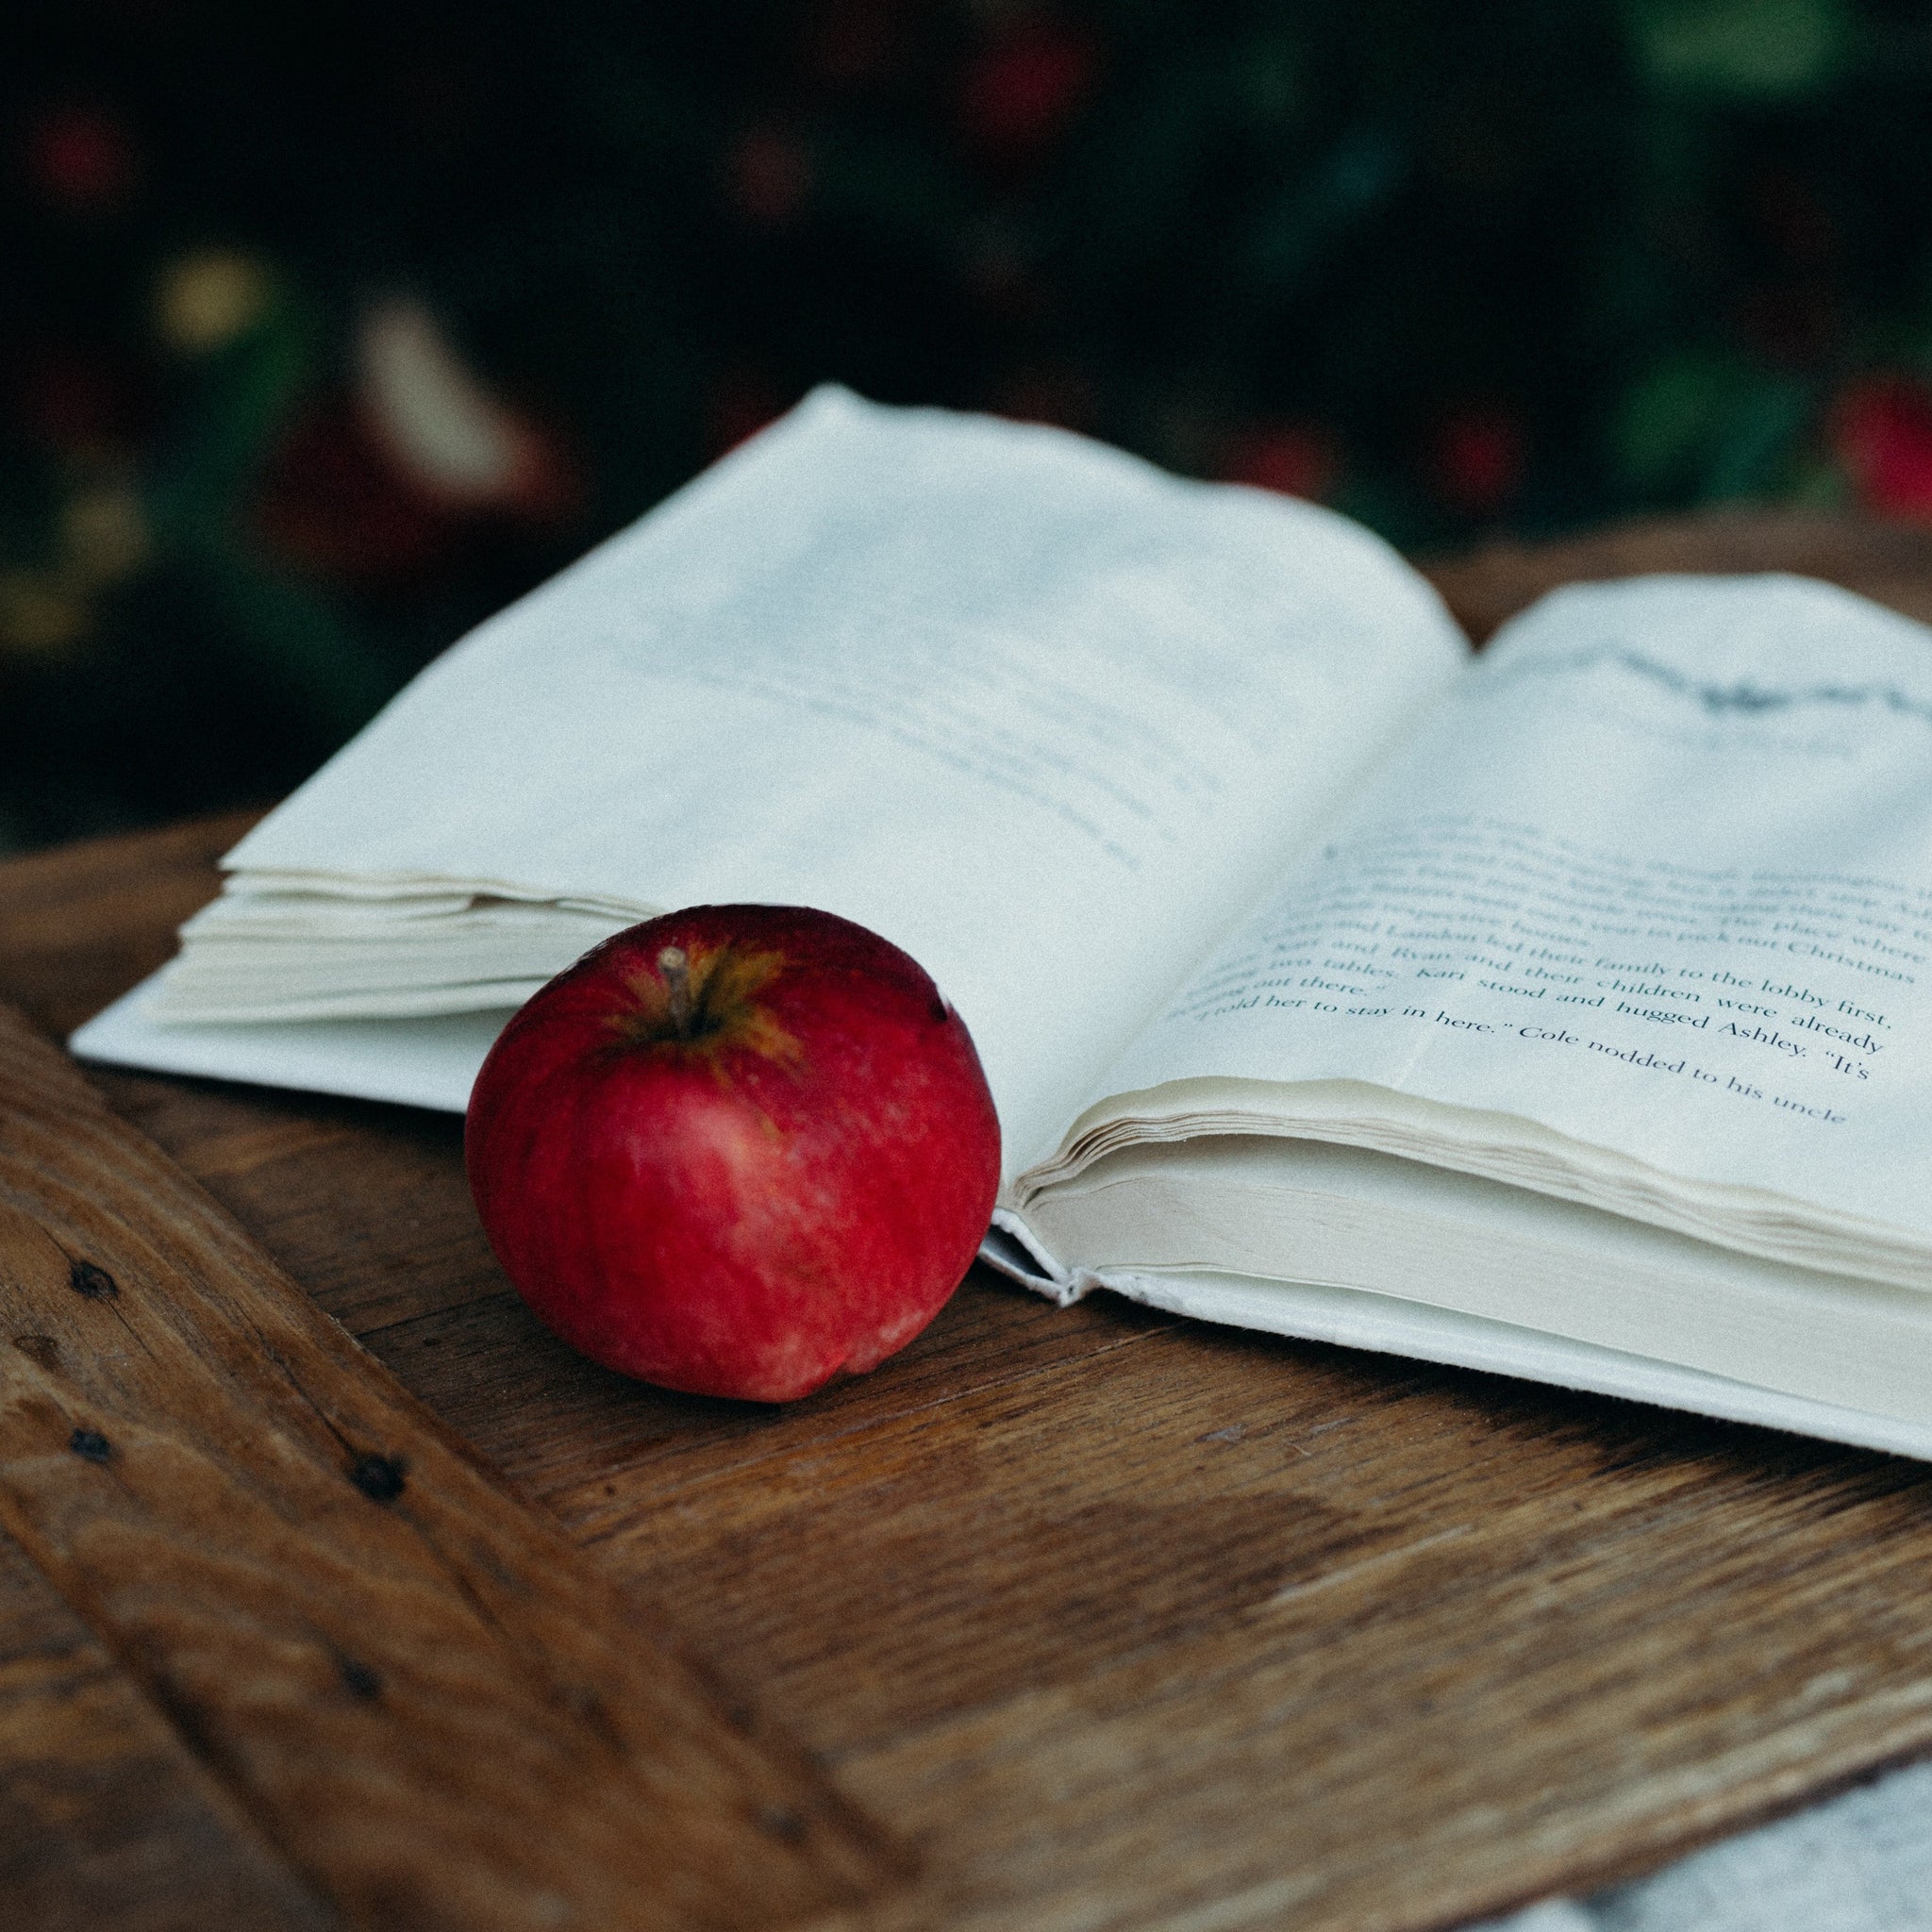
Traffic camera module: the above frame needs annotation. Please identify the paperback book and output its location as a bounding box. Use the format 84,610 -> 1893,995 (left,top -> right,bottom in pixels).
75,388 -> 1932,1457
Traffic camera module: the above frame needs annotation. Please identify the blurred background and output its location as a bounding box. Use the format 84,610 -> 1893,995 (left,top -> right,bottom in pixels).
8,0 -> 1932,851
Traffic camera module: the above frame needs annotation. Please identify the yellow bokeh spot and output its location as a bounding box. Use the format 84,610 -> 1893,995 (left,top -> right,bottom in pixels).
60,485 -> 150,585
155,249 -> 275,355
0,572 -> 90,660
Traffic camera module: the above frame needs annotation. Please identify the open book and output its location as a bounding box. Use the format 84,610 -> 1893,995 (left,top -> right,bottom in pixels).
74,387 -> 1932,1457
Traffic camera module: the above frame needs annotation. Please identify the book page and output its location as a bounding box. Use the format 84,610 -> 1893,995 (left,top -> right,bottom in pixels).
1029,1135 -> 1932,1429
1058,575 -> 1932,1247
214,389 -> 1465,1170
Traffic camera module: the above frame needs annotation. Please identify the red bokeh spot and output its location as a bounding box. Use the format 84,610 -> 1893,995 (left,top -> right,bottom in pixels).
724,125 -> 814,229
1429,407 -> 1524,517
24,105 -> 135,213
1831,375 -> 1932,521
255,403 -> 454,582
959,22 -> 1096,162
1219,425 -> 1338,501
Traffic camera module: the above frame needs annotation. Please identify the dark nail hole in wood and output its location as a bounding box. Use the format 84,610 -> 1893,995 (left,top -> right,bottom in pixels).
69,1260 -> 119,1300
349,1452 -> 407,1501
69,1426 -> 111,1463
338,1656 -> 383,1701
757,1806 -> 807,1842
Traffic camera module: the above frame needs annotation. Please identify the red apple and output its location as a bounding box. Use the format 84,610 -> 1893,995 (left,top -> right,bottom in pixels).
465,905 -> 1001,1402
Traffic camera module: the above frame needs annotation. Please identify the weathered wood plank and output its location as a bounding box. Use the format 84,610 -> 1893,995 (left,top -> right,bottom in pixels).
0,1006 -> 903,1932
612,1324 -> 1932,1932
0,1529 -> 336,1932
1422,504 -> 1932,642
0,808 -> 258,1041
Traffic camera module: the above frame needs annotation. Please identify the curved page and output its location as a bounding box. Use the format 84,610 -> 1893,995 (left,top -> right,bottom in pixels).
148,388 -> 1463,1170
1047,575 -> 1932,1259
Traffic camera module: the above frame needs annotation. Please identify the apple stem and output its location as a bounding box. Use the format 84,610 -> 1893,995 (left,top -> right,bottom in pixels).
658,945 -> 694,1035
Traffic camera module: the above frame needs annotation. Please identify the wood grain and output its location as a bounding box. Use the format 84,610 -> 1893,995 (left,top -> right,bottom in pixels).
11,510 -> 1932,1932
69,1049 -> 1932,1932
1422,503 -> 1932,642
0,1529 -> 335,1932
0,1005 -> 901,1932
0,808 -> 258,1041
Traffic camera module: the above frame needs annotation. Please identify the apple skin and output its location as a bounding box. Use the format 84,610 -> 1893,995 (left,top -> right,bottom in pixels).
464,905 -> 1001,1402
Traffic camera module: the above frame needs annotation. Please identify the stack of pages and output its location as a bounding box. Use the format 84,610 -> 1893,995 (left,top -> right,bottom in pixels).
78,386 -> 1932,1457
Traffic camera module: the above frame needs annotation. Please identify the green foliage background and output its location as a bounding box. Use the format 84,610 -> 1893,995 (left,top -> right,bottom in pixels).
7,0 -> 1932,847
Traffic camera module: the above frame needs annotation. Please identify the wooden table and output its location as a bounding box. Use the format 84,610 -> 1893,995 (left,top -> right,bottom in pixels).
9,508 -> 1932,1932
